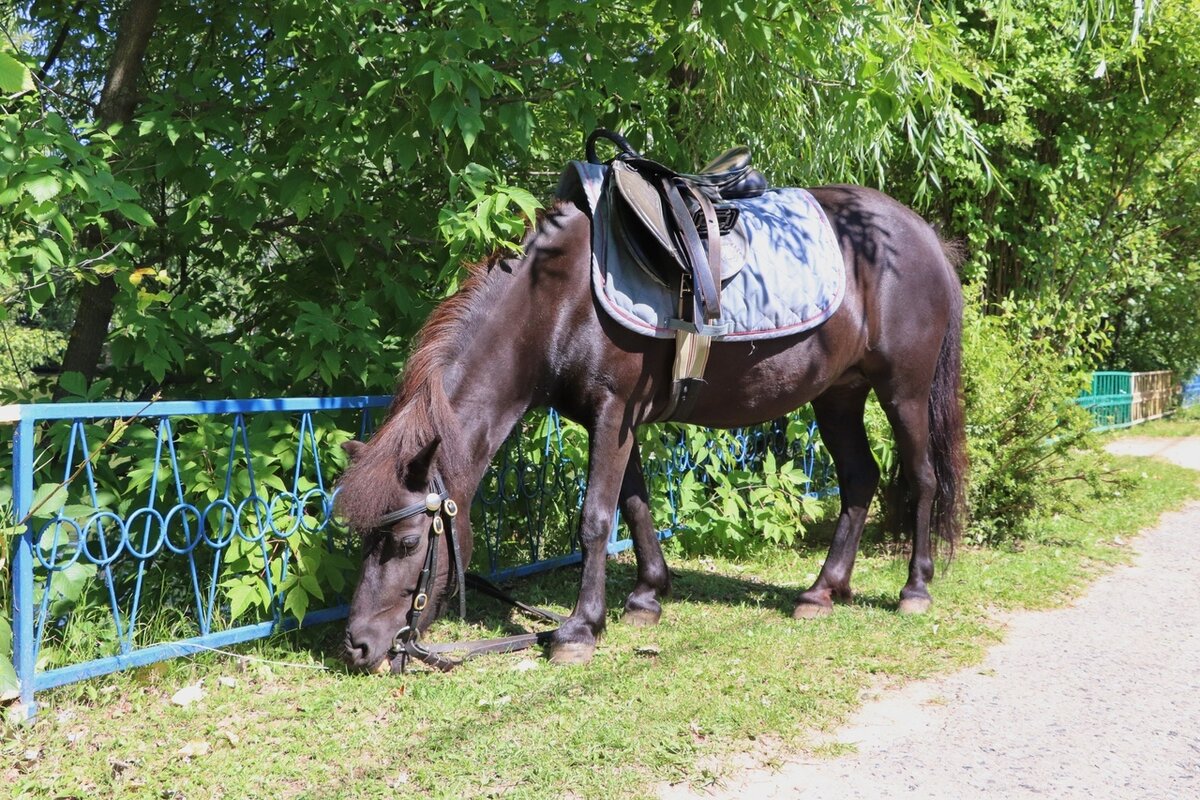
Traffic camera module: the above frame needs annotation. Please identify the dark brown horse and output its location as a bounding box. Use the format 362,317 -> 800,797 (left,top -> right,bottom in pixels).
336,182 -> 966,670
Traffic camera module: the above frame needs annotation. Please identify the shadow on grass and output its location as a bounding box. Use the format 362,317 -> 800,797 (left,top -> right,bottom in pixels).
284,517 -> 917,666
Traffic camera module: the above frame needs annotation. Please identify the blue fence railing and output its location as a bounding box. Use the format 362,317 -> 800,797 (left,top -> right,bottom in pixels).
3,397 -> 833,715
1183,373 -> 1200,408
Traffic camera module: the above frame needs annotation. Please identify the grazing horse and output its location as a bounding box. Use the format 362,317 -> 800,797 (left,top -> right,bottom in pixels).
336,181 -> 966,671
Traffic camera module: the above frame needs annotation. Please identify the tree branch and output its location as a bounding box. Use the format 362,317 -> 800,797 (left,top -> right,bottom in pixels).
35,0 -> 87,82
57,0 -> 162,394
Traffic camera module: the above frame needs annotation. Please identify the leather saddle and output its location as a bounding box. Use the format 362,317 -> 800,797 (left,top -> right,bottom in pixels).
586,129 -> 767,326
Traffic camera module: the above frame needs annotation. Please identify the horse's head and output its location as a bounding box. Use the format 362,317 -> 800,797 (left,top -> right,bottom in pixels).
338,436 -> 469,672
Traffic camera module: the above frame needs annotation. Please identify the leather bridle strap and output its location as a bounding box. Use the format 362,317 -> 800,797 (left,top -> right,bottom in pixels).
382,475 -> 563,674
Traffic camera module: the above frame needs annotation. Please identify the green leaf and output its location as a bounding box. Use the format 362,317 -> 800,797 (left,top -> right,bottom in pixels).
299,573 -> 324,601
30,482 -> 69,518
456,107 -> 484,152
366,78 -> 392,99
22,174 -> 61,203
0,52 -> 34,94
51,212 -> 74,244
284,586 -> 310,623
497,102 -> 533,151
505,187 -> 542,222
117,202 -> 156,227
228,582 -> 258,620
0,618 -> 16,699
334,239 -> 355,268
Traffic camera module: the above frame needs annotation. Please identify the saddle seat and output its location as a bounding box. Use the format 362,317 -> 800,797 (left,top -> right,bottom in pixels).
587,129 -> 768,326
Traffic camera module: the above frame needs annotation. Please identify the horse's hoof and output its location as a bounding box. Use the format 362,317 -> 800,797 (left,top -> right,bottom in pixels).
549,641 -> 597,665
898,596 -> 932,615
622,608 -> 661,627
792,602 -> 832,620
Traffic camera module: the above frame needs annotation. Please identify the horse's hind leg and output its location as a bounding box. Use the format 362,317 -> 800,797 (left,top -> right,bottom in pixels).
875,386 -> 937,614
795,387 -> 879,619
619,441 -> 671,626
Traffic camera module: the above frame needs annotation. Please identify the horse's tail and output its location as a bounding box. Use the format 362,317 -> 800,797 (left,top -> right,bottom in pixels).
928,244 -> 968,556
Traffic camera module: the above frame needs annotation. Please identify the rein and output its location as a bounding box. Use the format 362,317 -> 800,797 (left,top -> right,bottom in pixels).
382,475 -> 563,673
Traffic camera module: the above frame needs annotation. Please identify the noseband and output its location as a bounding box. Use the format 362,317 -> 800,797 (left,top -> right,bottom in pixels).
378,474 -> 562,673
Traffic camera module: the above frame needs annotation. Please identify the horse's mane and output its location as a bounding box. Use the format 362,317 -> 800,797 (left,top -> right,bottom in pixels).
334,203 -> 568,532
334,250 -> 506,532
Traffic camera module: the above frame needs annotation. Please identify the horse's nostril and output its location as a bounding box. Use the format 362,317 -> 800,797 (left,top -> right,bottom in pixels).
344,638 -> 371,666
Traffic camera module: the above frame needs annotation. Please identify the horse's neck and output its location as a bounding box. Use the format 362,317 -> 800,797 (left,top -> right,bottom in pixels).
424,204 -> 591,501
438,220 -> 581,494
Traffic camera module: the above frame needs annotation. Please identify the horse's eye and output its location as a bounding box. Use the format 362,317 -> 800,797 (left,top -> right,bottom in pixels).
396,534 -> 422,553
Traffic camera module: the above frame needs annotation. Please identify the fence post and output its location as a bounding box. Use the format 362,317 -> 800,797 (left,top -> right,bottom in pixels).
11,413 -> 36,718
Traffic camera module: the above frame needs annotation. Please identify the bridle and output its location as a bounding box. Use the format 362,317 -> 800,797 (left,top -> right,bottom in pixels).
379,474 -> 466,672
377,474 -> 563,673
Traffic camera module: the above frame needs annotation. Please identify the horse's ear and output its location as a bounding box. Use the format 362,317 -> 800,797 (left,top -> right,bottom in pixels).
342,440 -> 367,461
404,436 -> 442,487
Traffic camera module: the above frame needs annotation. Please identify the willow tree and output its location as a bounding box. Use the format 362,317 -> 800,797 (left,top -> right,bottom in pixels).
1,0 -> 986,399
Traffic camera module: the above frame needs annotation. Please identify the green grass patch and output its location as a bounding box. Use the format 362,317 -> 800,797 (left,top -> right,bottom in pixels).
1115,405 -> 1200,437
3,453 -> 1198,799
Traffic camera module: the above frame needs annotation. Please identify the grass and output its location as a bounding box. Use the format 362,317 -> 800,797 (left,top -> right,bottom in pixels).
1113,404 -> 1200,437
3,437 -> 1199,799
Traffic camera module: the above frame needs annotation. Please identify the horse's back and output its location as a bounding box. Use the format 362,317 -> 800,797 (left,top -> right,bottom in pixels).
809,184 -> 961,367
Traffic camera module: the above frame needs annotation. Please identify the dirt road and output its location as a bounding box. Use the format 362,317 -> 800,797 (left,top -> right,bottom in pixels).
661,436 -> 1200,799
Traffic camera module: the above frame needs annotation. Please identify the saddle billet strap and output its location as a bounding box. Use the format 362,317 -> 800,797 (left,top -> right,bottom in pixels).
659,177 -> 721,323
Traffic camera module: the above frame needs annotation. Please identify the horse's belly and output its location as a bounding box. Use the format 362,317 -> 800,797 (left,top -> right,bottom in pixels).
678,339 -> 861,428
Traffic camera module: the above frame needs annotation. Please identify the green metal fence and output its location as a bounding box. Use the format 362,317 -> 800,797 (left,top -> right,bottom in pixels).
1077,371 -> 1135,431
1077,370 -> 1184,431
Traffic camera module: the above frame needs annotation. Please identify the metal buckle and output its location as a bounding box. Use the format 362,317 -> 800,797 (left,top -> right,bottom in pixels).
443,499 -> 458,517
391,625 -> 414,653
431,516 -> 445,535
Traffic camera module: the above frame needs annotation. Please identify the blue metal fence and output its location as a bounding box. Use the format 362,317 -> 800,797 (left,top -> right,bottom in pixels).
7,367 -> 1197,713
3,397 -> 832,715
1183,373 -> 1200,408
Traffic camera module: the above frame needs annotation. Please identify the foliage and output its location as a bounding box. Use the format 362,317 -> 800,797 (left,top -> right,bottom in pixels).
919,0 -> 1200,378
958,292 -> 1115,543
0,1 -> 991,402
0,322 -> 63,394
654,422 -> 827,558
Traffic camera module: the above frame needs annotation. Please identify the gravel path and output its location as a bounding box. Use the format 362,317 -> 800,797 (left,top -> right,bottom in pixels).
661,436 -> 1200,800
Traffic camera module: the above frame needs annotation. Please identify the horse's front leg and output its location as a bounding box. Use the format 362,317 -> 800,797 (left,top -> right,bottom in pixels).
549,411 -> 634,664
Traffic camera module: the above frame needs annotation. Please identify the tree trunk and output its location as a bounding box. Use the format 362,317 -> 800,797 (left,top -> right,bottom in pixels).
57,0 -> 161,392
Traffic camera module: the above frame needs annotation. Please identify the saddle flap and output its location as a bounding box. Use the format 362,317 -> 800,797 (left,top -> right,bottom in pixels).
608,160 -> 750,288
610,160 -> 678,263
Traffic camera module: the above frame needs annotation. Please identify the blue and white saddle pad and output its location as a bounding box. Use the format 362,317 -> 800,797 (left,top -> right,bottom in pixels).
556,161 -> 845,341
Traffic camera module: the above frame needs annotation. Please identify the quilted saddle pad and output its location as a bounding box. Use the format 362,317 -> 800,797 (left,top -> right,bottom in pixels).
557,161 -> 845,341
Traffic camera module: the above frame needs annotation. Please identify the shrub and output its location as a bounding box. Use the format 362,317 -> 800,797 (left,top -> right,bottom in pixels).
958,291 -> 1107,543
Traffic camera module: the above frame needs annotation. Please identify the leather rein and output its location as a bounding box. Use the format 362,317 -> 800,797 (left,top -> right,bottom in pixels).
380,475 -> 563,673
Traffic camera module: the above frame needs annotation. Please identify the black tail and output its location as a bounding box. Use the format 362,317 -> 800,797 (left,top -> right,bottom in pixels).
928,254 -> 968,555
